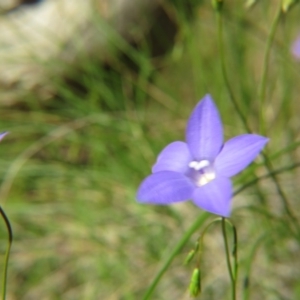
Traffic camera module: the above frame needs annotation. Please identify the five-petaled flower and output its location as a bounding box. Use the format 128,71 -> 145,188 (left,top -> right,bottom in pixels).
136,95 -> 268,217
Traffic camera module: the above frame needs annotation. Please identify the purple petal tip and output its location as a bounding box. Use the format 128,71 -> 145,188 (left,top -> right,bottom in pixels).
186,94 -> 223,160
0,132 -> 8,141
215,134 -> 269,178
292,35 -> 300,60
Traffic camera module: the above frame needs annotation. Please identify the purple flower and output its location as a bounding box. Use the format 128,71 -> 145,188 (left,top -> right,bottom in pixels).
292,34 -> 300,60
136,95 -> 269,217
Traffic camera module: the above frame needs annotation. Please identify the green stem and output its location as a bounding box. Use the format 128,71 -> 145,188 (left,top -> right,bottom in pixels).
216,6 -> 297,226
0,206 -> 13,300
216,11 -> 250,132
235,161 -> 300,195
259,5 -> 297,223
258,7 -> 282,135
195,217 -> 222,266
251,6 -> 297,224
242,233 -> 266,300
141,157 -> 300,300
221,217 -> 236,300
141,213 -> 209,300
226,219 -> 238,281
255,7 -> 297,225
261,154 -> 298,224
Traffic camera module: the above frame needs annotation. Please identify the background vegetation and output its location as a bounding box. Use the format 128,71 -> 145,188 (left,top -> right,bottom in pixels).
1,0 -> 300,299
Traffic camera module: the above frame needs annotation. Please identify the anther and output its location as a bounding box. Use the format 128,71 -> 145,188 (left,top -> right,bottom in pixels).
188,160 -> 210,171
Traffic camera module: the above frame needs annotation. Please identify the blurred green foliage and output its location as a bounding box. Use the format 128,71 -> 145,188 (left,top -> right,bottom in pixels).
1,1 -> 300,299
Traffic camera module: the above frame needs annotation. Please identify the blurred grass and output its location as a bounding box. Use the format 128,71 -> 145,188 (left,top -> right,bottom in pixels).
1,1 -> 300,299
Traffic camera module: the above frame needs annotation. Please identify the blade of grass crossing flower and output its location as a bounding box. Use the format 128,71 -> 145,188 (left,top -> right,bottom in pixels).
141,213 -> 209,300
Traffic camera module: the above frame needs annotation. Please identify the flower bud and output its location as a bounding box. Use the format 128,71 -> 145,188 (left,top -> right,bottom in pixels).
212,0 -> 223,11
184,249 -> 196,265
189,268 -> 201,297
282,0 -> 299,12
245,0 -> 258,8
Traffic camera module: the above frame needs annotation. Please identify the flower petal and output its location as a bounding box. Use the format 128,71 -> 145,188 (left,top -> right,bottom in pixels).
186,94 -> 223,161
192,177 -> 232,217
215,134 -> 269,177
152,141 -> 192,173
0,132 -> 8,141
292,35 -> 300,60
137,171 -> 194,204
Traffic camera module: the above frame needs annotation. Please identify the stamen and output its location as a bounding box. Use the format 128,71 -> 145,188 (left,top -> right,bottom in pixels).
198,170 -> 216,186
188,160 -> 210,171
188,159 -> 216,186
188,161 -> 198,169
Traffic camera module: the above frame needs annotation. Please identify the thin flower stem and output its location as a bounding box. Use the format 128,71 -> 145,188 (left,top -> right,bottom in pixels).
195,218 -> 238,277
195,217 -> 222,266
141,213 -> 209,300
0,206 -> 13,300
242,233 -> 267,300
260,154 -> 298,224
216,8 -> 298,226
258,6 -> 282,135
221,217 -> 236,300
256,4 -> 298,226
141,159 -> 299,300
226,219 -> 238,281
216,11 -> 250,132
234,161 -> 300,196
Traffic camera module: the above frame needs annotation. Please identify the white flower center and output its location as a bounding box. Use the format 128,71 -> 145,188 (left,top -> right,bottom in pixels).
187,159 -> 216,187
